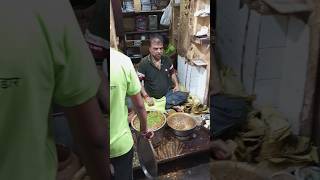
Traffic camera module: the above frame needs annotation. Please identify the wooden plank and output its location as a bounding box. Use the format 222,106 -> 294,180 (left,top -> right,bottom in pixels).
191,36 -> 210,45
204,56 -> 210,104
310,0 -> 320,146
122,10 -> 164,16
312,75 -> 320,146
299,1 -> 320,138
110,2 -> 118,49
171,5 -> 180,46
209,48 -> 222,96
177,0 -> 191,56
189,43 -> 210,63
191,0 -> 199,36
111,0 -> 124,36
125,29 -> 169,34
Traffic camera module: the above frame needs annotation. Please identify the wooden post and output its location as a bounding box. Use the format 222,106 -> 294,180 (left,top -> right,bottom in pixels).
110,3 -> 118,49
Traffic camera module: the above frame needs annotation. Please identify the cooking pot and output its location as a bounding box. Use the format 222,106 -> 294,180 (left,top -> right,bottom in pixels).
167,112 -> 197,137
131,111 -> 166,147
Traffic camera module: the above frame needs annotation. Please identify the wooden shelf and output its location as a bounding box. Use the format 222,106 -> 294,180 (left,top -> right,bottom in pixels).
121,7 -> 168,65
191,36 -> 210,45
194,14 -> 210,17
125,29 -> 169,35
129,56 -> 142,59
122,10 -> 163,16
125,39 -> 148,42
131,57 -> 142,64
192,59 -> 208,66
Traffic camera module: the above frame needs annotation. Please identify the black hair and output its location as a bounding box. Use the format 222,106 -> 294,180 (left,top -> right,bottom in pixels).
149,34 -> 164,45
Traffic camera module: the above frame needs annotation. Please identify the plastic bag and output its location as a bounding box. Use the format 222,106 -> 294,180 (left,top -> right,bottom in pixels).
160,0 -> 172,26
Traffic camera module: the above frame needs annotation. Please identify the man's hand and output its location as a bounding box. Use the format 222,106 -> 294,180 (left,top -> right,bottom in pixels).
172,85 -> 179,92
210,140 -> 231,160
141,131 -> 154,140
145,96 -> 155,106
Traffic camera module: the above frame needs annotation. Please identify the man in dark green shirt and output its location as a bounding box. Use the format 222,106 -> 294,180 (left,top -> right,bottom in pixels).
137,34 -> 188,109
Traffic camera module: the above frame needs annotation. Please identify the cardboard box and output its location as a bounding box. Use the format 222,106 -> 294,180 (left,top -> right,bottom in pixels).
133,0 -> 141,12
123,17 -> 136,32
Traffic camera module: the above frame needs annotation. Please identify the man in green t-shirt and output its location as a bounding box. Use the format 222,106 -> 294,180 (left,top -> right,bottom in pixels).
0,0 -> 109,179
110,48 -> 153,180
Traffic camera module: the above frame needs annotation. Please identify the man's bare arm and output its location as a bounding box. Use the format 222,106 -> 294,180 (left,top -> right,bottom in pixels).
140,81 -> 154,106
63,97 -> 109,180
140,82 -> 148,98
130,93 -> 148,133
96,65 -> 108,114
171,72 -> 179,91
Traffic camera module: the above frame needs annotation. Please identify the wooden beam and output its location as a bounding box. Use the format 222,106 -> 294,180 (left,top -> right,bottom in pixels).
299,1 -> 320,137
110,1 -> 118,49
209,48 -> 221,96
312,49 -> 320,146
178,0 -> 191,56
111,0 -> 124,37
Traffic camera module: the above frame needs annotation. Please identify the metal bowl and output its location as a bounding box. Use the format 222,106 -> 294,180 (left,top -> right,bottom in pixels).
131,111 -> 166,147
167,112 -> 197,137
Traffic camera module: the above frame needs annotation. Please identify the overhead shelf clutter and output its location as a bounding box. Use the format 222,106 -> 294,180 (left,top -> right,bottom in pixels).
121,0 -> 171,63
122,10 -> 164,16
193,4 -> 210,17
125,29 -> 169,34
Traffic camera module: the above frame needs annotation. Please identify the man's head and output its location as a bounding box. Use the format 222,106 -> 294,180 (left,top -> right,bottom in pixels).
149,34 -> 164,61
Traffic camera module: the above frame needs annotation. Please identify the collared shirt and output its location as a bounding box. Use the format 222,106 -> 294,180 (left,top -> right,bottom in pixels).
137,54 -> 174,99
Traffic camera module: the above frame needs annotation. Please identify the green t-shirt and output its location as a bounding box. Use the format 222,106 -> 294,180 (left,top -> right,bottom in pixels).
110,48 -> 141,158
0,1 -> 100,180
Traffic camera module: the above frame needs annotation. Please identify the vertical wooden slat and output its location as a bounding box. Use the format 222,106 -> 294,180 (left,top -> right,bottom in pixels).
110,1 -> 118,49
299,1 -> 320,138
178,0 -> 191,56
209,48 -> 221,96
111,0 -> 124,36
312,43 -> 320,146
